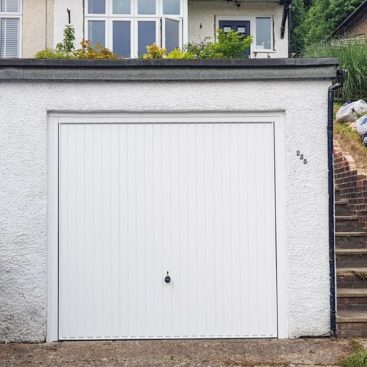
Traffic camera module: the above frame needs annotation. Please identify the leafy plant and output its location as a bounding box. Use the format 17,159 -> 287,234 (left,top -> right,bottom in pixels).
143,43 -> 166,59
166,48 -> 195,59
36,24 -> 117,59
305,39 -> 367,101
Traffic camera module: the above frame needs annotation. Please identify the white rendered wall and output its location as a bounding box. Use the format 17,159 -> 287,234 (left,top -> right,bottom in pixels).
53,0 -> 288,58
53,0 -> 84,47
0,79 -> 329,341
188,0 -> 288,58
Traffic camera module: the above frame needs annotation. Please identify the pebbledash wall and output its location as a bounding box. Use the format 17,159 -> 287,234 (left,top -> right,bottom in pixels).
0,59 -> 337,342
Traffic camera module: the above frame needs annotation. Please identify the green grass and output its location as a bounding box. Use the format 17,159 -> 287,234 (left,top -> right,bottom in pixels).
342,340 -> 367,367
305,40 -> 367,101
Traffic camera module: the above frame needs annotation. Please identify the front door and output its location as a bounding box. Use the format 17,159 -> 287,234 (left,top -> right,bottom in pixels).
218,20 -> 251,56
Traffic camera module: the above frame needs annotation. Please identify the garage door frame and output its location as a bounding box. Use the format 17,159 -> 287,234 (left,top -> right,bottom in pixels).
47,112 -> 287,341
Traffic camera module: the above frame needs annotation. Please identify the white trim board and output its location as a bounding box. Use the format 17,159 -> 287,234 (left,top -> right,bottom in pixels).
47,111 -> 288,341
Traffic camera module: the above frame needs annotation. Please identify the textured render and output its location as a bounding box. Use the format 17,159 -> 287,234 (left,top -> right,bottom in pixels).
22,0 -> 54,58
53,0 -> 84,47
188,0 -> 288,58
0,79 -> 330,341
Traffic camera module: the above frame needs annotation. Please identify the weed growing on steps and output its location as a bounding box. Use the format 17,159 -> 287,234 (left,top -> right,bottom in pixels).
342,340 -> 367,367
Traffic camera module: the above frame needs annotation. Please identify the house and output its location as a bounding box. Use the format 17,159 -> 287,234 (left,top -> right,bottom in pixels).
333,0 -> 367,40
0,0 -> 292,59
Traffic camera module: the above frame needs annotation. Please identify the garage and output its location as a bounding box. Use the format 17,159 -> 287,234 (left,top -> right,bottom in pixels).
0,58 -> 339,341
56,115 -> 278,339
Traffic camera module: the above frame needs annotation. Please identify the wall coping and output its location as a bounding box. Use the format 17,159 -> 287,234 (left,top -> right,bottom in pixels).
0,58 -> 339,82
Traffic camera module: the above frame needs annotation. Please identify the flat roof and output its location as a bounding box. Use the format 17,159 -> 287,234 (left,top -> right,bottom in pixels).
0,58 -> 339,82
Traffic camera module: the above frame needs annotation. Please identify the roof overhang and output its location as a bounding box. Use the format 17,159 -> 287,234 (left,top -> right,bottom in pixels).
0,58 -> 338,82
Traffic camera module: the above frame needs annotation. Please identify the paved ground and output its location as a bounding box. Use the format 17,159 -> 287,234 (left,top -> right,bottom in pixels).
0,338 -> 360,367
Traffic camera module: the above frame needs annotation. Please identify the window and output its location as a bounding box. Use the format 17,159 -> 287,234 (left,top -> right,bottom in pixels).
86,0 -> 183,58
0,0 -> 21,58
256,17 -> 272,50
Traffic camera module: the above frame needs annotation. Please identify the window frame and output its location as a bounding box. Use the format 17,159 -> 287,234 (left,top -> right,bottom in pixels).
255,16 -> 273,52
85,0 -> 186,58
0,0 -> 22,58
215,15 -> 275,56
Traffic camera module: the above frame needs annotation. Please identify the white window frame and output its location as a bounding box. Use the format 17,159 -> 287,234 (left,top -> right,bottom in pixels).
0,0 -> 22,58
215,15 -> 275,56
85,0 -> 187,58
255,16 -> 273,52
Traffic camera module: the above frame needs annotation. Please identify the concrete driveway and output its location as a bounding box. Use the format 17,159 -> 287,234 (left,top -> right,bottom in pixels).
0,338 -> 358,366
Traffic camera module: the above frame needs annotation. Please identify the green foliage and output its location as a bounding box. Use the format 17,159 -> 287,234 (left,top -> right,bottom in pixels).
305,39 -> 367,101
36,24 -> 117,59
342,340 -> 367,367
142,30 -> 252,60
290,0 -> 365,54
143,43 -> 167,59
166,48 -> 195,59
190,30 -> 253,59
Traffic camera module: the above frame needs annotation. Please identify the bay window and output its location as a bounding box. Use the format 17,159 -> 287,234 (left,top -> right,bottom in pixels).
86,0 -> 184,58
0,0 -> 21,58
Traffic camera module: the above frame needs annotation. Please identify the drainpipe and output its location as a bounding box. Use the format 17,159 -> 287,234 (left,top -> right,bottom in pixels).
328,69 -> 345,336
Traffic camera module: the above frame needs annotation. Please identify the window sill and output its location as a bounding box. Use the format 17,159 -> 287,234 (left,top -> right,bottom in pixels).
253,50 -> 276,53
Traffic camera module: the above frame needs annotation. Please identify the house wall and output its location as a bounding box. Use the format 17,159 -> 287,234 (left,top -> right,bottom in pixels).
52,0 -> 288,58
22,0 -> 54,58
0,77 -> 330,341
53,0 -> 84,48
188,0 -> 288,58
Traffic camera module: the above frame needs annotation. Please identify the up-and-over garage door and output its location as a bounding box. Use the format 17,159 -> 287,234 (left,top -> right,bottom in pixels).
58,121 -> 277,339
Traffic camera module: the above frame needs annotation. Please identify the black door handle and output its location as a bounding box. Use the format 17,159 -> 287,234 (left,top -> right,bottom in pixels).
165,271 -> 171,283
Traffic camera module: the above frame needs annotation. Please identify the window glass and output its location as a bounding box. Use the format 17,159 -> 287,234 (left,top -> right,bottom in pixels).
113,0 -> 130,14
1,0 -> 19,12
138,21 -> 155,56
165,18 -> 179,52
138,0 -> 155,15
88,0 -> 106,14
256,17 -> 272,50
0,18 -> 19,57
163,0 -> 180,15
88,20 -> 106,47
113,21 -> 130,57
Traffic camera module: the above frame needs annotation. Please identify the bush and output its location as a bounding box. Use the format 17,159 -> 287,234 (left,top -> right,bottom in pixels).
143,30 -> 252,60
305,39 -> 367,101
342,340 -> 367,367
166,48 -> 195,59
36,24 -> 117,60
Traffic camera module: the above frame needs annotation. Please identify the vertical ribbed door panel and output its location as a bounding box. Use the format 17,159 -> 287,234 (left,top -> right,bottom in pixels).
58,122 -> 277,339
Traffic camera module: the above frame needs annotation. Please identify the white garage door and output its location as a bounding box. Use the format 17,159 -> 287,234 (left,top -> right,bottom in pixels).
58,121 -> 277,339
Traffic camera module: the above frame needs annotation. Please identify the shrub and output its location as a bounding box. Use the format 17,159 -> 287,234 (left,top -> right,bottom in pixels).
36,25 -> 117,59
305,39 -> 367,101
166,48 -> 195,59
143,43 -> 166,59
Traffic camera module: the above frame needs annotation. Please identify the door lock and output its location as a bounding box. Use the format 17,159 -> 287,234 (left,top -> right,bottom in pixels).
164,271 -> 171,283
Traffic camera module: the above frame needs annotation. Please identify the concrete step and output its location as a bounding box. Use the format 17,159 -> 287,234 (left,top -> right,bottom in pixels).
335,216 -> 360,232
337,267 -> 367,289
336,248 -> 367,267
335,199 -> 353,216
338,288 -> 367,311
336,232 -> 367,249
337,310 -> 367,337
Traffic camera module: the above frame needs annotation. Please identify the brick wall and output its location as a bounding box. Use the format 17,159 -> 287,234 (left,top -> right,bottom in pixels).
334,141 -> 367,229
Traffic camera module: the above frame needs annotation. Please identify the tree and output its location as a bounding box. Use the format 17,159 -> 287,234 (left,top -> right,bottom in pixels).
290,0 -> 307,54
